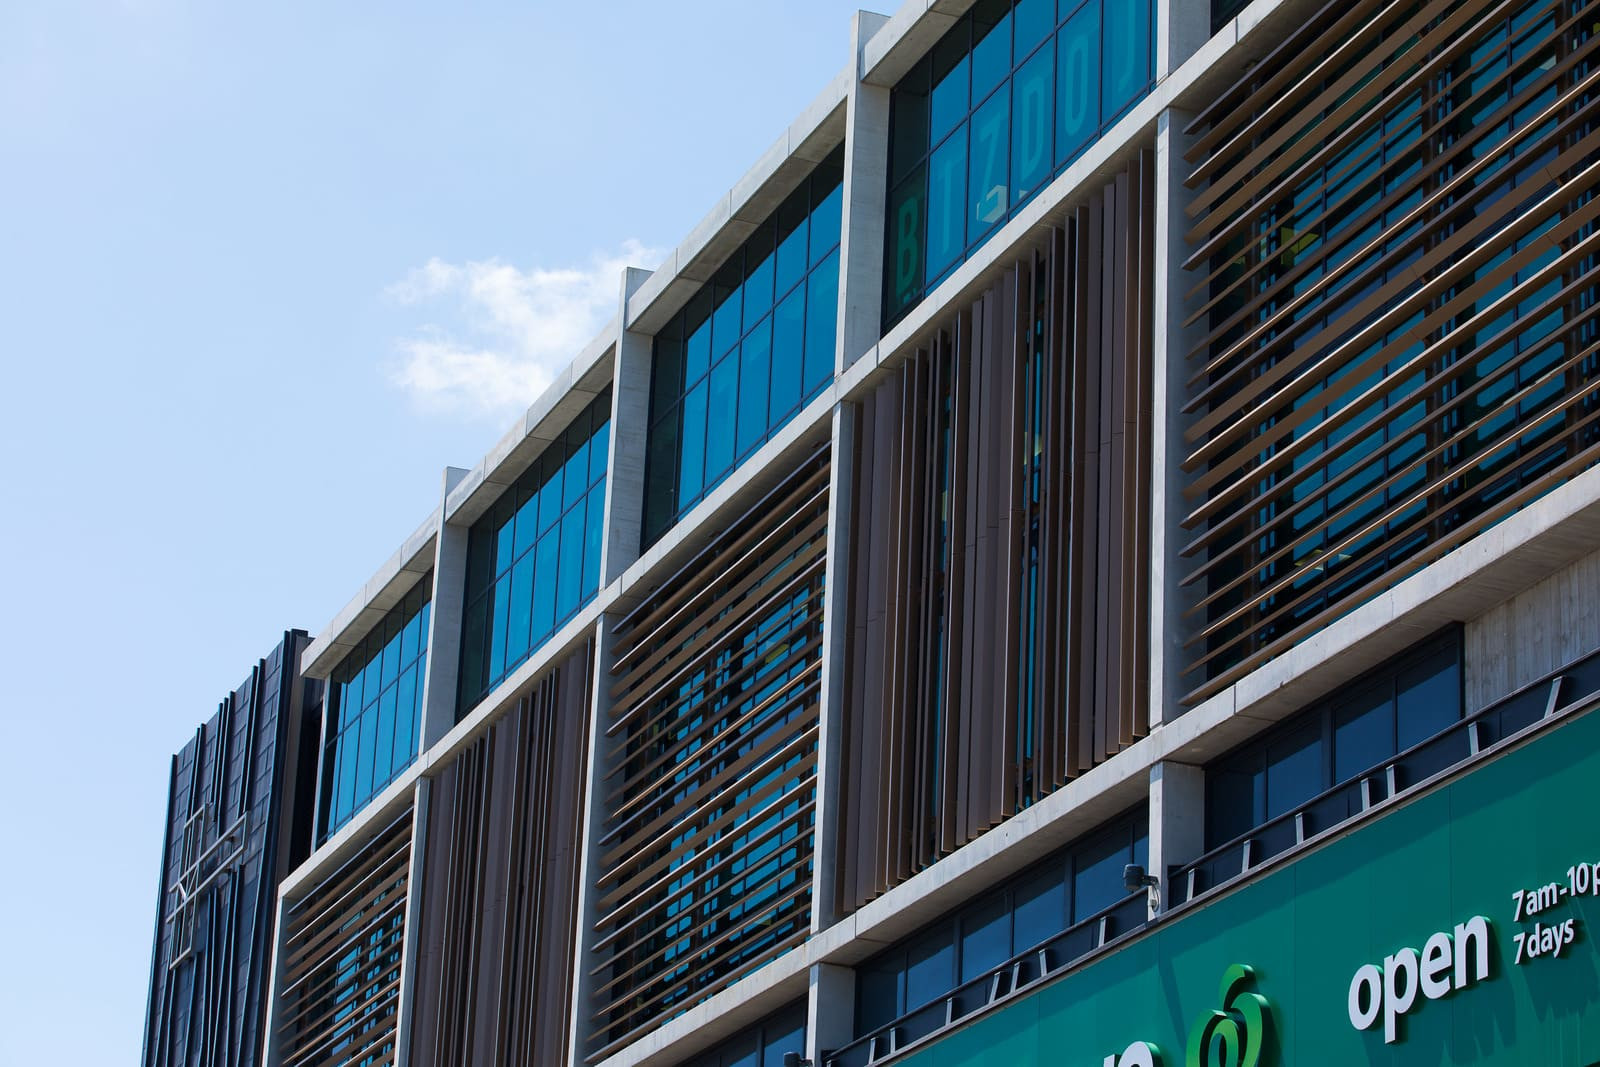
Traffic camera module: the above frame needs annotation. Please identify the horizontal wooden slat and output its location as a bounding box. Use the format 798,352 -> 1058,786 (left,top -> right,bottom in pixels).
589,448 -> 828,1053
1178,0 -> 1600,703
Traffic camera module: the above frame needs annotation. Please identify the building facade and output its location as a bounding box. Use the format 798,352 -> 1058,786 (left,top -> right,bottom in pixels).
146,0 -> 1600,1064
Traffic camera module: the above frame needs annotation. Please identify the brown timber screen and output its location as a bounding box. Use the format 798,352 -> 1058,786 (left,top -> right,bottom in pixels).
407,639 -> 594,1066
837,153 -> 1156,913
1179,0 -> 1600,703
591,443 -> 830,1057
275,806 -> 412,1067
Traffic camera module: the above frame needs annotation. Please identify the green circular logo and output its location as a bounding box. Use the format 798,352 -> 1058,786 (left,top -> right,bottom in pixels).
1184,965 -> 1274,1067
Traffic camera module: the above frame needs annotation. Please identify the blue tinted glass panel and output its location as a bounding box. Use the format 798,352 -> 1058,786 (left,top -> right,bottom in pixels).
931,55 -> 970,144
706,354 -> 739,484
927,130 -> 967,283
556,499 -> 587,622
679,382 -> 708,503
1334,686 -> 1393,784
770,287 -> 807,423
321,576 -> 433,841
643,152 -> 844,547
804,252 -> 840,396
887,168 -> 927,323
456,392 -> 611,715
1015,0 -> 1054,56
969,89 -> 1011,243
1102,0 -> 1151,118
1056,3 -> 1100,165
1012,42 -> 1054,205
971,4 -> 1013,105
810,184 -> 843,268
883,0 -> 1152,326
738,319 -> 773,458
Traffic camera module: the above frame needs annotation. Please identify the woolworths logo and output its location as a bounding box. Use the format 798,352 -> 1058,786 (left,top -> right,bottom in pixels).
1100,966 -> 1276,1067
1186,965 -> 1274,1067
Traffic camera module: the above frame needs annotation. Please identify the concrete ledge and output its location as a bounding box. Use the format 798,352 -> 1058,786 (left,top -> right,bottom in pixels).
861,0 -> 968,88
443,325 -> 618,528
593,949 -> 812,1067
300,512 -> 440,680
1156,463 -> 1600,764
626,70 -> 851,336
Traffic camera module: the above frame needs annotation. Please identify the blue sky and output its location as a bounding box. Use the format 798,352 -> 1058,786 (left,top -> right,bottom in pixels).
0,2 -> 872,1061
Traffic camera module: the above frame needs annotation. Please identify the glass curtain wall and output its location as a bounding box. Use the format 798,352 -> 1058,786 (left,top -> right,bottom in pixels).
458,389 -> 611,714
854,811 -> 1148,1037
1205,630 -> 1462,847
642,150 -> 844,548
320,580 -> 432,842
883,0 -> 1155,326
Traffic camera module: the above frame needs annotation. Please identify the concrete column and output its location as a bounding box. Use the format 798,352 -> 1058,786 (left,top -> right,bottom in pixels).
565,617 -> 620,1067
1148,109 -> 1203,726
1148,761 -> 1205,916
836,11 -> 892,372
1158,0 -> 1213,81
419,466 -> 470,750
603,267 -> 656,585
811,402 -> 856,933
391,778 -> 431,1066
808,962 -> 857,1064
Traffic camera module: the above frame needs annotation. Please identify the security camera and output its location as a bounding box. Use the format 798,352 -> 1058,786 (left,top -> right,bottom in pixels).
1123,863 -> 1159,893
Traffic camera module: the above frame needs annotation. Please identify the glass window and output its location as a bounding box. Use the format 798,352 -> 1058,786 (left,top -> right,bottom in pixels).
883,0 -> 1154,326
1333,685 -> 1392,784
1056,2 -> 1100,165
960,891 -> 1011,981
1205,631 -> 1463,848
1012,42 -> 1054,206
969,89 -> 1011,242
643,150 -> 845,547
853,809 -> 1147,1040
905,928 -> 955,1010
1264,720 -> 1323,822
927,131 -> 968,283
1101,0 -> 1151,118
456,392 -> 611,715
321,578 -> 433,842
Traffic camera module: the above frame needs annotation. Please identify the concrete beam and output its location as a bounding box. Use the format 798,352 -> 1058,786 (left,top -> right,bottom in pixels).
1148,108 -> 1202,728
837,11 -> 892,373
602,268 -> 654,586
419,467 -> 470,751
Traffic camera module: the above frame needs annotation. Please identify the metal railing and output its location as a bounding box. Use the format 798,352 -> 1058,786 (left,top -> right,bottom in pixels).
1171,650 -> 1600,908
824,892 -> 1148,1067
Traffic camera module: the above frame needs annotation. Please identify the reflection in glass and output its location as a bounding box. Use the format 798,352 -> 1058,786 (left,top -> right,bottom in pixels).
884,0 -> 1152,326
643,151 -> 845,546
322,579 -> 433,842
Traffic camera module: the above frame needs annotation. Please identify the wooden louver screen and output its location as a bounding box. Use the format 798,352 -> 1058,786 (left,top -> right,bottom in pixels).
591,444 -> 830,1058
1178,0 -> 1600,703
276,807 -> 411,1067
836,154 -> 1156,915
407,639 -> 593,1066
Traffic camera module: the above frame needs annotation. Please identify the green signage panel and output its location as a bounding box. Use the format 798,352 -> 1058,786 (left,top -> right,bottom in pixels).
900,707 -> 1600,1066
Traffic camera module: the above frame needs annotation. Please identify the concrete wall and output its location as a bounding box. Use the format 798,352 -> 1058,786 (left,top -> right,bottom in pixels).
1466,547 -> 1600,713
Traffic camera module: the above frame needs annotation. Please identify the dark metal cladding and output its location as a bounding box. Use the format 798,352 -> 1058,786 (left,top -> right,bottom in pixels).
142,631 -> 321,1067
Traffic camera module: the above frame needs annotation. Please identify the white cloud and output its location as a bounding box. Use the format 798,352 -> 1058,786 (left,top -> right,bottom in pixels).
386,240 -> 662,418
